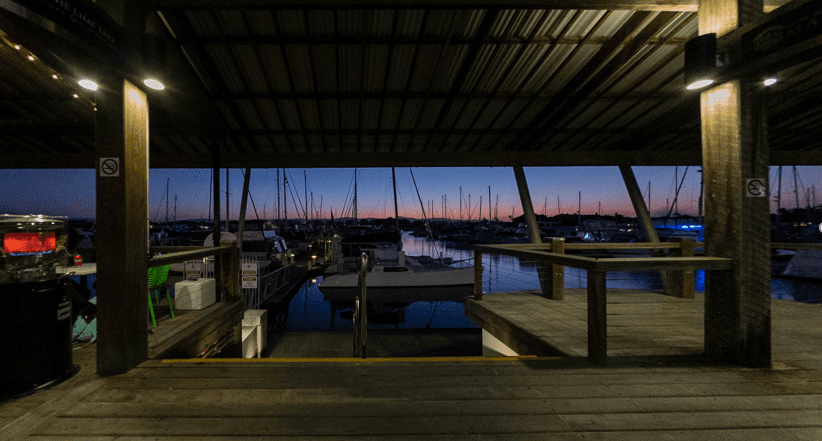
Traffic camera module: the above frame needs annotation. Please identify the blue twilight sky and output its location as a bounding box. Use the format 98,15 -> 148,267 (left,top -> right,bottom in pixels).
1,166 -> 820,221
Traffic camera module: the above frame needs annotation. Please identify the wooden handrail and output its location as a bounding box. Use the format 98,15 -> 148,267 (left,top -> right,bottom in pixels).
472,244 -> 731,272
148,245 -> 234,268
472,242 -> 733,365
771,243 -> 822,250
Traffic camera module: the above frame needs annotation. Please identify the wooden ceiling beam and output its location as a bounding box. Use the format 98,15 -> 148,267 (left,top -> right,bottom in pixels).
154,0 -> 790,13
7,148 -> 822,169
175,35 -> 692,45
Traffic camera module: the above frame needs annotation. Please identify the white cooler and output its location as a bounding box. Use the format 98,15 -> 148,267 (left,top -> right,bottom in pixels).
174,278 -> 216,310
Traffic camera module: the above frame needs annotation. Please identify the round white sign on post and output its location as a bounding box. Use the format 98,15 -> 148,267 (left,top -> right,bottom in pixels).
99,157 -> 120,177
745,178 -> 767,197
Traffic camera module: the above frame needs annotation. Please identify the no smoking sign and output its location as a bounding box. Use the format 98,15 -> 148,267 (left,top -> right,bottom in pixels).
746,178 -> 767,197
99,157 -> 120,177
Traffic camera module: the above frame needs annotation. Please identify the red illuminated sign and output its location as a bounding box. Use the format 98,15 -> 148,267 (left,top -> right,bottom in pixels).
3,232 -> 57,254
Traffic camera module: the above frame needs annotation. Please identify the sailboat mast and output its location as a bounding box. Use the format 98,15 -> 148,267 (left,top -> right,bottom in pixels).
284,169 -> 288,225
165,178 -> 169,225
459,186 -> 462,221
392,167 -> 399,231
793,165 -> 800,209
578,191 -> 581,226
277,169 -> 280,226
354,168 -> 358,221
225,169 -> 230,231
489,186 -> 492,221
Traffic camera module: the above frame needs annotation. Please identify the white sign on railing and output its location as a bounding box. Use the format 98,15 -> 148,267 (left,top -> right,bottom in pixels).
242,262 -> 258,289
185,260 -> 203,280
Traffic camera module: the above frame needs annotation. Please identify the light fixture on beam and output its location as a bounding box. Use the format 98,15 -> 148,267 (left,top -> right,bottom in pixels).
77,79 -> 99,91
143,78 -> 165,90
763,77 -> 778,87
684,33 -> 717,90
142,34 -> 167,92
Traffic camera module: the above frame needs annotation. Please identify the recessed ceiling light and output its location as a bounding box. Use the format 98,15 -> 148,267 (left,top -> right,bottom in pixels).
73,94 -> 79,99
78,79 -> 98,91
143,78 -> 165,90
27,55 -> 35,61
763,78 -> 778,87
52,74 -> 59,80
686,79 -> 714,90
14,45 -> 20,50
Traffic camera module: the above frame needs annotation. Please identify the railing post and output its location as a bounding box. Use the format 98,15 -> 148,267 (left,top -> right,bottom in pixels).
473,248 -> 483,300
668,238 -> 695,299
548,238 -> 565,300
230,246 -> 240,301
587,270 -> 607,365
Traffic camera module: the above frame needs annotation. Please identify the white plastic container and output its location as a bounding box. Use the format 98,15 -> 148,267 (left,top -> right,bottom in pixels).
173,278 -> 216,310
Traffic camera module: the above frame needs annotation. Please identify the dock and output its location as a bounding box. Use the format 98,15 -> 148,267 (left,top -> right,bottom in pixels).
3,291 -> 822,440
466,289 -> 705,359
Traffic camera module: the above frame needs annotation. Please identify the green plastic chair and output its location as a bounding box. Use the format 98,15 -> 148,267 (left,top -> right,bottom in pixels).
148,264 -> 174,328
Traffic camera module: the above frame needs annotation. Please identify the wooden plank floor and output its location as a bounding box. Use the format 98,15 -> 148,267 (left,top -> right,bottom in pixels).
3,291 -> 822,440
466,289 -> 705,358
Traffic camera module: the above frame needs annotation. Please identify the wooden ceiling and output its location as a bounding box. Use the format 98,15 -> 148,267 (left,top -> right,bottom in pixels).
1,0 -> 820,168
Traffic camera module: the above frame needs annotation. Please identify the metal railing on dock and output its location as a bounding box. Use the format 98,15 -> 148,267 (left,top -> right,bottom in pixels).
353,252 -> 368,359
472,241 -> 733,364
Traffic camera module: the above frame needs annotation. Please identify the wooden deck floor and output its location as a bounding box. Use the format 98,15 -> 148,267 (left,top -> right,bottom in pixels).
3,291 -> 822,440
466,289 -> 705,358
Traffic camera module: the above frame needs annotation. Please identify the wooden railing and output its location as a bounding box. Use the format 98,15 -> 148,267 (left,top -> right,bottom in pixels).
472,241 -> 733,364
771,243 -> 822,250
149,245 -> 240,302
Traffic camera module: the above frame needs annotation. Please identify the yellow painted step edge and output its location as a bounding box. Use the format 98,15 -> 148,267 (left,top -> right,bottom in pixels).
162,355 -> 558,364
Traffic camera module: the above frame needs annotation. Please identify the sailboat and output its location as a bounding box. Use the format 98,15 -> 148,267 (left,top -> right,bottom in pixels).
319,168 -> 474,300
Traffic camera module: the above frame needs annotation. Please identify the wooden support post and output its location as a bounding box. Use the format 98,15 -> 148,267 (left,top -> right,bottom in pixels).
95,79 -> 149,375
473,248 -> 483,300
669,238 -> 695,299
700,0 -> 771,368
619,165 -> 661,244
513,166 -> 555,299
212,142 -> 222,297
587,270 -> 607,365
549,238 -> 565,300
619,165 -> 669,292
237,167 -> 251,252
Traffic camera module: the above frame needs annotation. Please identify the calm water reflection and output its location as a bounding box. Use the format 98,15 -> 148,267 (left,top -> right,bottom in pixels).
274,233 -> 821,332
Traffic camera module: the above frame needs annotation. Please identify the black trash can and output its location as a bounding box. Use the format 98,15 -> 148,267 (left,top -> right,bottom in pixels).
0,275 -> 76,399
0,214 -> 77,400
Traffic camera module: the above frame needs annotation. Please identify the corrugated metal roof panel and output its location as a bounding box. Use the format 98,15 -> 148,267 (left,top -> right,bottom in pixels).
258,45 -> 292,93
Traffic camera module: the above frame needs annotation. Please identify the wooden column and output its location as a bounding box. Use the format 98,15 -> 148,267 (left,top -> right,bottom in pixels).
587,270 -> 607,365
669,237 -> 696,299
473,248 -> 483,300
513,166 -> 556,299
700,0 -> 771,367
549,238 -> 565,301
95,79 -> 149,375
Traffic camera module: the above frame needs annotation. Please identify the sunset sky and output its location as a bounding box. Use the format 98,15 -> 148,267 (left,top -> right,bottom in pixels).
1,166 -> 820,221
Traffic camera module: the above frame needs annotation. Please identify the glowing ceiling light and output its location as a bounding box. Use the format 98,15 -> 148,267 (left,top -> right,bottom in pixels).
72,94 -> 79,98
14,45 -> 20,50
764,78 -> 778,87
686,79 -> 715,90
78,79 -> 98,91
52,74 -> 58,80
27,55 -> 35,61
143,78 -> 165,90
